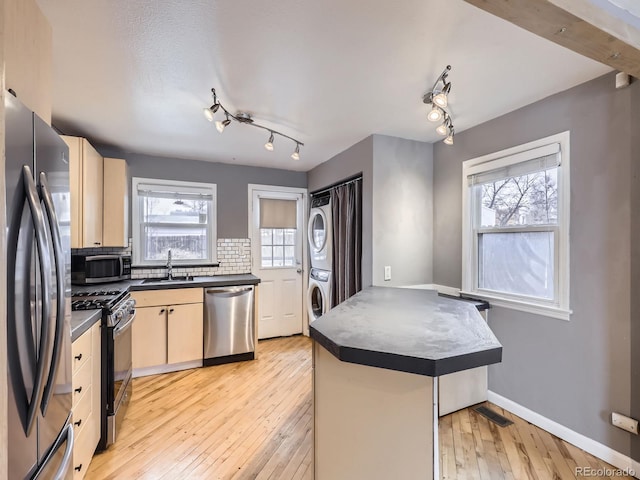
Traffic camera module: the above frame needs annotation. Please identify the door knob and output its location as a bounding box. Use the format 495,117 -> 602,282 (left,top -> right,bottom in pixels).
296,268 -> 303,274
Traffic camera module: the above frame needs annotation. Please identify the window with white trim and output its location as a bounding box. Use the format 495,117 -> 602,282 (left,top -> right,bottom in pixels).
132,178 -> 217,266
462,132 -> 570,319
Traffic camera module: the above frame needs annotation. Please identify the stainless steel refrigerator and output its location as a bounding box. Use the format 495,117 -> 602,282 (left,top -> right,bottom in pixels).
6,92 -> 74,479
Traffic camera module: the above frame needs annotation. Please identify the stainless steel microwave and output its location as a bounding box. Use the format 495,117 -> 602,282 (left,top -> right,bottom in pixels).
71,254 -> 132,285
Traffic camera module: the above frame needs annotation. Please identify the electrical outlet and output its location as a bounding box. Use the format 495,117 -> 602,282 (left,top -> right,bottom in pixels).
384,266 -> 391,281
612,412 -> 639,434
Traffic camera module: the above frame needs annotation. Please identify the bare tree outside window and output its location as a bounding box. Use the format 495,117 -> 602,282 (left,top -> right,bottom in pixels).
480,169 -> 558,227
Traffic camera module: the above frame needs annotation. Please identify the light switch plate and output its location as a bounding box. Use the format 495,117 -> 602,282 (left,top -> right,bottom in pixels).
612,412 -> 639,434
384,266 -> 391,281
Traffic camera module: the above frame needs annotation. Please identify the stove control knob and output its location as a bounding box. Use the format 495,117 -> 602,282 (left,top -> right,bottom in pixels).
115,310 -> 123,323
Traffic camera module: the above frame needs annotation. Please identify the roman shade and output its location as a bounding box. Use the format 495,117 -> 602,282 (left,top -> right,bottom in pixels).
259,198 -> 297,229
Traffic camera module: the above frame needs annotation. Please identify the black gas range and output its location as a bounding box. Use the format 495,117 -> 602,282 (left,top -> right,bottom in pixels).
71,289 -> 128,312
71,288 -> 136,450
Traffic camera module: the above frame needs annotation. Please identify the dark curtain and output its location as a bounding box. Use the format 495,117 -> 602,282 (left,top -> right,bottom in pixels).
330,178 -> 362,307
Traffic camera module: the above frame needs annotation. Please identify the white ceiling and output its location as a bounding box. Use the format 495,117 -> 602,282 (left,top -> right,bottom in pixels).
36,0 -> 610,172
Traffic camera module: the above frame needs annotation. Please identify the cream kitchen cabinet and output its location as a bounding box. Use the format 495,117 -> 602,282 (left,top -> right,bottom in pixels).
5,0 -> 52,122
102,157 -> 129,247
131,288 -> 204,377
71,322 -> 101,480
63,136 -> 104,248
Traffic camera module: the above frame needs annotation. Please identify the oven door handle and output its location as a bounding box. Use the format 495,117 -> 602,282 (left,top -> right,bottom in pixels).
114,312 -> 136,337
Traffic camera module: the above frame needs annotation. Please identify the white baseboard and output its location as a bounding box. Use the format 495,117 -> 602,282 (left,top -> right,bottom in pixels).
488,391 -> 639,478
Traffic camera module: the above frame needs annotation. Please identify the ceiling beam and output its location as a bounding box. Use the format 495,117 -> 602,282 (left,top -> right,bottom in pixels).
463,0 -> 640,78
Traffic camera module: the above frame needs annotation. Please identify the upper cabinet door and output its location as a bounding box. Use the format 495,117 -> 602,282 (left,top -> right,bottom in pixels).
102,158 -> 128,248
81,140 -> 103,247
63,136 -> 104,248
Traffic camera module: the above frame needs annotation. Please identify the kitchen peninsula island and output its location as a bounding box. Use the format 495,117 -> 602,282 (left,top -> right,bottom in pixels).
309,287 -> 502,480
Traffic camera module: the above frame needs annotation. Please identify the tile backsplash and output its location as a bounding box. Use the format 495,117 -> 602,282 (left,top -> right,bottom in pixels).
71,238 -> 252,278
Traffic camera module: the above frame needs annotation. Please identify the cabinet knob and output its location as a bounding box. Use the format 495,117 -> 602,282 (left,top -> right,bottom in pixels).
74,419 -> 82,427
74,387 -> 82,394
94,242 -> 101,245
74,353 -> 82,361
169,308 -> 174,314
159,309 -> 166,314
74,464 -> 83,472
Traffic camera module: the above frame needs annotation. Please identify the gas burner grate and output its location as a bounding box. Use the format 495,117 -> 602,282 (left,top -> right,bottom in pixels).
71,300 -> 111,311
72,290 -> 122,297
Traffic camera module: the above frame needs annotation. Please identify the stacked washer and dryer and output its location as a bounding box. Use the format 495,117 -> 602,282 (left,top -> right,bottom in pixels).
307,195 -> 333,321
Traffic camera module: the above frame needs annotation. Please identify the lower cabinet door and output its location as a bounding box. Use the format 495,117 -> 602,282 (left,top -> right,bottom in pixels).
132,306 -> 168,369
167,303 -> 203,364
72,412 -> 96,480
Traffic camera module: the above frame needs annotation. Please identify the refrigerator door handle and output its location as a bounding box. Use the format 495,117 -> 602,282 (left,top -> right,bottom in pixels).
32,423 -> 74,480
22,165 -> 54,435
38,172 -> 66,415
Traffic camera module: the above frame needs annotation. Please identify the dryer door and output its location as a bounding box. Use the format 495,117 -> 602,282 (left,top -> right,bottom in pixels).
308,208 -> 328,253
307,281 -> 327,321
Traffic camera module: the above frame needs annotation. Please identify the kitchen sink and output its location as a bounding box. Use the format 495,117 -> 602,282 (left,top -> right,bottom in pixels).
141,276 -> 196,284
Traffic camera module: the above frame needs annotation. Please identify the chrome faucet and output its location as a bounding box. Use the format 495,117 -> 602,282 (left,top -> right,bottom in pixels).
166,249 -> 173,280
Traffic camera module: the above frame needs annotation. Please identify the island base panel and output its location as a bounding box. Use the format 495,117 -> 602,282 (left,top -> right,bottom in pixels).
313,342 -> 434,480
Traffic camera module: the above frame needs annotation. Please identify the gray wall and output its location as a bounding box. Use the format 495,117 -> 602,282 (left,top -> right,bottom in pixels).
631,80 -> 640,462
307,136 -> 374,287
97,148 -> 307,238
372,135 -> 433,286
433,72 -> 634,456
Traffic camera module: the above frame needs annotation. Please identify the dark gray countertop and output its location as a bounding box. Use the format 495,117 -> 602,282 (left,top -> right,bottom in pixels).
70,274 -> 261,339
309,286 -> 502,377
127,274 -> 261,291
71,309 -> 102,342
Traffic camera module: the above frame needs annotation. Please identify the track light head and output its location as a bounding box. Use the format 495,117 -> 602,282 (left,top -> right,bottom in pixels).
433,92 -> 448,108
216,114 -> 231,133
291,144 -> 300,160
427,105 -> 443,122
436,121 -> 448,136
265,132 -> 275,151
203,107 -> 215,122
444,127 -> 454,145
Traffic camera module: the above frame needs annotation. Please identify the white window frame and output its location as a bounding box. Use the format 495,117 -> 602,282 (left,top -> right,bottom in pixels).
461,131 -> 571,320
132,177 -> 217,266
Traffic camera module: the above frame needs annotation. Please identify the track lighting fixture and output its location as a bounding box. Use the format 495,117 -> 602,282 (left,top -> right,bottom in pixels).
203,88 -> 304,160
264,132 -> 275,151
423,65 -> 455,146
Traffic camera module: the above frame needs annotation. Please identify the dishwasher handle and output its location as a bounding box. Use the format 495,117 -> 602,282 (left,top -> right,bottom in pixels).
206,287 -> 253,296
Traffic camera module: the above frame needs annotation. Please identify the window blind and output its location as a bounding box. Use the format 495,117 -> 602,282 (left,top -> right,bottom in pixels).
260,198 -> 297,229
137,183 -> 213,201
468,143 -> 561,186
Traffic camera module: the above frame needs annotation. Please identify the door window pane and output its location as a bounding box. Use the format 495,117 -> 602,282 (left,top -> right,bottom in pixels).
261,228 -> 297,268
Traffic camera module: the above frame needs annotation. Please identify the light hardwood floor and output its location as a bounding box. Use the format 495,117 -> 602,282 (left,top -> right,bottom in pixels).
87,335 -> 634,480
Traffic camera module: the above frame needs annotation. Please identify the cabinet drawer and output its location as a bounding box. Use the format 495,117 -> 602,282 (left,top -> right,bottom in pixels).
131,288 -> 203,307
72,413 -> 97,480
72,330 -> 92,374
72,385 -> 92,437
72,358 -> 92,406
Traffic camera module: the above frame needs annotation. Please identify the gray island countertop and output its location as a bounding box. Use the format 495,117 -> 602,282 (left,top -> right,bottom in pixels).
309,286 -> 502,377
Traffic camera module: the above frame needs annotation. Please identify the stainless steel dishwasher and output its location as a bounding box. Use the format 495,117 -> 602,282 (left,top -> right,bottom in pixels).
203,285 -> 255,366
